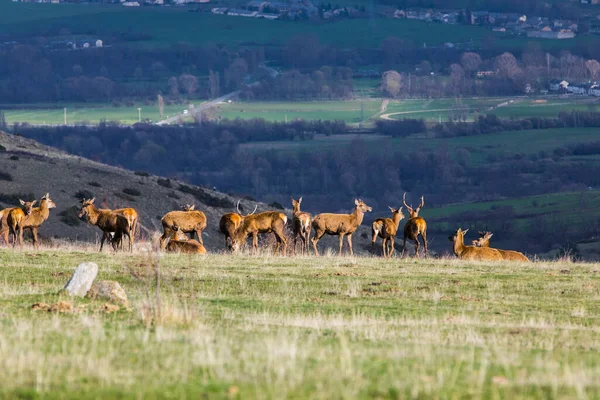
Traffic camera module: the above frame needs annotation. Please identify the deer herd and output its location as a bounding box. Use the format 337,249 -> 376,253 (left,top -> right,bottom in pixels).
0,192 -> 530,262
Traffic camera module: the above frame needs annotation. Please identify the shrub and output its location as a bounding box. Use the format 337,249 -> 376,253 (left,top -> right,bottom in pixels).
167,191 -> 180,199
157,178 -> 172,188
0,170 -> 13,182
88,181 -> 102,187
115,192 -> 136,202
0,144 -> 6,152
74,190 -> 94,200
123,188 -> 141,197
269,201 -> 284,210
0,192 -> 35,207
9,155 -> 19,161
135,171 -> 150,177
58,206 -> 81,227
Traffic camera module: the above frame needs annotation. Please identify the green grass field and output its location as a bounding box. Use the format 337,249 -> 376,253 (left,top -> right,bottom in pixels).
2,103 -> 189,125
1,248 -> 599,398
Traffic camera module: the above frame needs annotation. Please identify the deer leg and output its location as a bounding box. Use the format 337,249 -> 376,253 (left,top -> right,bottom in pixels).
371,229 -> 377,252
252,232 -> 258,255
195,229 -> 203,245
129,229 -> 134,253
18,225 -> 24,249
32,228 -> 39,250
401,236 -> 408,258
311,230 -> 324,256
414,237 -> 420,259
382,237 -> 387,257
421,231 -> 428,259
293,234 -> 298,256
99,232 -> 107,252
347,234 -> 353,256
338,233 -> 345,256
160,228 -> 171,251
389,237 -> 395,258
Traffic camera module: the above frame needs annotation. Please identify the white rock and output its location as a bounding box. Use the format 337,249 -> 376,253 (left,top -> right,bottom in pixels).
63,262 -> 98,297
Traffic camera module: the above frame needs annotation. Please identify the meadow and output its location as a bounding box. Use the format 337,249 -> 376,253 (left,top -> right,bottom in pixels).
0,247 -> 599,398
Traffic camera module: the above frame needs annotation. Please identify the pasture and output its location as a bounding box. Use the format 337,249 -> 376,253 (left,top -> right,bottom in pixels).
2,103 -> 189,125
1,248 -> 599,398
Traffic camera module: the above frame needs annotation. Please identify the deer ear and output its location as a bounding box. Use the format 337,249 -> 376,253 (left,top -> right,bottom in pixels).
298,197 -> 302,203
487,233 -> 493,239
19,199 -> 25,205
31,200 -> 37,206
355,199 -> 359,206
463,228 -> 469,235
388,206 -> 394,212
90,198 -> 96,204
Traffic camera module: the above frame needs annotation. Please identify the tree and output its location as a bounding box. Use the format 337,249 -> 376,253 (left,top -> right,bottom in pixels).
225,58 -> 248,90
494,52 -> 520,78
178,74 -> 198,97
157,94 -> 165,119
93,77 -> 115,101
450,64 -> 465,95
209,70 -> 220,98
168,77 -> 179,97
586,59 -> 600,81
460,52 -> 482,76
0,111 -> 6,130
380,70 -> 403,98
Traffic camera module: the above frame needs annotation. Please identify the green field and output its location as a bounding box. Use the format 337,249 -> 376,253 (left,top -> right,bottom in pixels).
2,103 -> 189,125
1,249 -> 599,397
1,0 -> 593,52
218,100 -> 382,123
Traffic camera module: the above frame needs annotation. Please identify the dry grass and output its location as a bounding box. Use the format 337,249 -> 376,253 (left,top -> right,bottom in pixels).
0,246 -> 599,398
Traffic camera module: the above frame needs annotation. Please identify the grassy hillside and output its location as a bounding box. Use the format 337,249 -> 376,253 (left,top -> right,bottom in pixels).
0,250 -> 599,397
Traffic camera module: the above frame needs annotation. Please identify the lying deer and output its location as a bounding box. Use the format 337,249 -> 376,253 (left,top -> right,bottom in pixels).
401,193 -> 428,258
472,231 -> 530,262
291,196 -> 311,255
78,198 -> 137,252
449,228 -> 503,261
231,211 -> 288,255
311,199 -> 372,256
166,225 -> 207,254
19,193 -> 56,250
7,199 -> 36,248
219,201 -> 256,250
371,206 -> 405,258
160,203 -> 207,250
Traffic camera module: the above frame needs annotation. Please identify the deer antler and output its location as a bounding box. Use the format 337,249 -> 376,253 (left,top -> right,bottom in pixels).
248,205 -> 258,216
416,196 -> 424,211
236,200 -> 242,214
402,192 -> 413,213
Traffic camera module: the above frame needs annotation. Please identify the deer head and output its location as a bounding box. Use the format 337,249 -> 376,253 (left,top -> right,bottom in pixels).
171,224 -> 188,241
291,196 -> 303,213
181,204 -> 195,211
388,206 -> 405,221
78,198 -> 95,219
472,231 -> 493,247
403,193 -> 424,218
19,199 -> 36,216
355,199 -> 372,213
448,228 -> 468,243
41,193 -> 56,209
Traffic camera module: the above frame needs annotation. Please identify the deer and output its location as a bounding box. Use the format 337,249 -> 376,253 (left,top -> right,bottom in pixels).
311,199 -> 372,256
166,225 -> 207,254
78,198 -> 137,252
401,193 -> 428,258
0,207 -> 17,245
6,199 -> 36,248
230,211 -> 288,255
472,231 -> 531,262
159,204 -> 207,250
448,228 -> 503,261
219,201 -> 256,250
291,196 -> 311,255
371,206 -> 405,258
18,193 -> 57,250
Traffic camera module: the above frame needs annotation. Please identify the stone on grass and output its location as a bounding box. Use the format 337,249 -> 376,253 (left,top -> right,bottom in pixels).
86,280 -> 128,307
63,262 -> 98,297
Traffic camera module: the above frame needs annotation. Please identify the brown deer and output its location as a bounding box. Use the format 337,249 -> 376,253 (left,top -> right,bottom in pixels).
311,199 -> 372,256
219,201 -> 256,250
166,225 -> 207,254
19,193 -> 57,250
7,200 -> 36,248
291,196 -> 311,255
78,198 -> 137,252
448,228 -> 503,261
371,206 -> 405,258
472,231 -> 531,262
401,193 -> 428,258
0,207 -> 17,245
159,204 -> 207,250
231,211 -> 288,255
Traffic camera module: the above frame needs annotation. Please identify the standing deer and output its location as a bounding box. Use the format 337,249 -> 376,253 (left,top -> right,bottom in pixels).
166,225 -> 207,254
7,199 -> 36,248
78,198 -> 137,252
0,207 -> 17,245
159,204 -> 207,250
20,193 -> 56,250
219,201 -> 256,250
449,228 -> 503,261
311,199 -> 372,256
291,196 -> 311,255
231,211 -> 288,255
401,193 -> 428,258
472,231 -> 530,262
371,206 -> 405,258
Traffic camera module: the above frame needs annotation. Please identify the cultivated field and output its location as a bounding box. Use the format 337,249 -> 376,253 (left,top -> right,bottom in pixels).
0,248 -> 599,398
